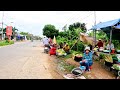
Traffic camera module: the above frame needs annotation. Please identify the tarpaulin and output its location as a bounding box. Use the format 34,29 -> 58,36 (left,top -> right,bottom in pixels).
91,18 -> 120,30
115,24 -> 120,29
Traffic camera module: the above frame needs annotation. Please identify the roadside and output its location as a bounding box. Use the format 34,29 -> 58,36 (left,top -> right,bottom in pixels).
0,41 -> 63,79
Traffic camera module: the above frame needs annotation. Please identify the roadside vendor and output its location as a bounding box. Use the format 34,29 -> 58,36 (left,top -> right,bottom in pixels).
63,43 -> 70,54
106,40 -> 114,50
96,39 -> 103,49
49,44 -> 56,55
80,47 -> 93,71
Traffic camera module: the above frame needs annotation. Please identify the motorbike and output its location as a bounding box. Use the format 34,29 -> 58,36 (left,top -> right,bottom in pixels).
44,44 -> 50,54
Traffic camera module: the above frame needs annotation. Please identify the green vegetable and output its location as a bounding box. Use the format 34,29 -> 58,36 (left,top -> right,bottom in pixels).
112,64 -> 120,70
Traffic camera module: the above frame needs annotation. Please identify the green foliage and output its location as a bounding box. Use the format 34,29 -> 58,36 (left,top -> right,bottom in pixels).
64,65 -> 76,72
56,37 -> 68,45
9,40 -> 14,44
64,54 -> 72,59
88,31 -> 108,40
0,40 -> 14,46
20,32 -> 29,35
20,32 -> 32,40
112,40 -> 119,49
43,24 -> 59,39
68,22 -> 87,33
70,41 -> 85,52
70,50 -> 81,55
112,55 -> 118,61
99,53 -> 105,59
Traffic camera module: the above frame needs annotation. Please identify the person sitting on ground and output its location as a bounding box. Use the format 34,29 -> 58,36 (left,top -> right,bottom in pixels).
80,47 -> 93,71
49,44 -> 56,56
106,40 -> 114,50
96,39 -> 103,49
63,43 -> 70,54
59,42 -> 64,49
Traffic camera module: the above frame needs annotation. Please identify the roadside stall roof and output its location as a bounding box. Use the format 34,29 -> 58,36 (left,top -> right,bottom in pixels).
91,18 -> 120,30
115,24 -> 120,29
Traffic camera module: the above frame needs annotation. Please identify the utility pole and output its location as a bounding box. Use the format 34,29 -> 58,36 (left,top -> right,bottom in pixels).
1,11 -> 4,40
94,11 -> 96,46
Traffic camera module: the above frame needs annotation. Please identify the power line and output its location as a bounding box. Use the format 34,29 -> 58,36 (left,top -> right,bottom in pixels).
60,11 -> 92,30
79,12 -> 94,21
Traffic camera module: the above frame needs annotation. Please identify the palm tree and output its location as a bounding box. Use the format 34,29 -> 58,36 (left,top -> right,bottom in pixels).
12,27 -> 18,38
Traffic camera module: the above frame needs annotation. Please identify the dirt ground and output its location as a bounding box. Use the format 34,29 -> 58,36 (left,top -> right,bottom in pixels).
47,55 -> 64,79
84,61 -> 116,79
65,58 -> 116,79
40,45 -> 64,79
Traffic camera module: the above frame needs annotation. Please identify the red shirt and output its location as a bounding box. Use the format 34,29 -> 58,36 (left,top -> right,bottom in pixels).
49,47 -> 56,55
97,41 -> 103,48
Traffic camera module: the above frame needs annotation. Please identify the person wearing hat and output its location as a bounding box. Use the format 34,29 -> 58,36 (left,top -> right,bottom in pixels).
80,47 -> 93,71
96,39 -> 103,49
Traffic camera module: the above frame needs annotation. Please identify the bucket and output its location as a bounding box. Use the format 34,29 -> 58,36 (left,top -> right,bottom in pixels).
111,49 -> 115,54
80,66 -> 86,72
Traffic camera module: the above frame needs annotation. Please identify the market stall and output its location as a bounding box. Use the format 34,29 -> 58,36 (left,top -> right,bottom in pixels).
91,18 -> 120,79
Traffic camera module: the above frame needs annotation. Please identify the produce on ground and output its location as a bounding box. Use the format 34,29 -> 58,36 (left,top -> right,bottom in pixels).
56,49 -> 66,56
112,64 -> 120,70
104,54 -> 113,63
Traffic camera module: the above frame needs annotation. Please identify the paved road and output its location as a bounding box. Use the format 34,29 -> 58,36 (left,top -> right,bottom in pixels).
0,40 -> 55,79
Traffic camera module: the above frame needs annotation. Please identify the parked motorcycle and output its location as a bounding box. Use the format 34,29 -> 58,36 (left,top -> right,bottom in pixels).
44,44 -> 50,54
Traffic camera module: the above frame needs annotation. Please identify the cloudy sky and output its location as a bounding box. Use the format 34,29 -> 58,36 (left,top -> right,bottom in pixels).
0,11 -> 120,36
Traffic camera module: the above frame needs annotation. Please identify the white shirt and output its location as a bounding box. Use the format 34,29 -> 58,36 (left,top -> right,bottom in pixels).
42,37 -> 49,45
106,43 -> 114,50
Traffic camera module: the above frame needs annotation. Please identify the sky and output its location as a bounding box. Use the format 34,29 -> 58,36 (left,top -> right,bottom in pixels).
0,11 -> 120,36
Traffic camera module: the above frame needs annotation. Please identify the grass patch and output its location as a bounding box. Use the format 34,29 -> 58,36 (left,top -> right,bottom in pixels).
58,59 -> 76,72
64,64 -> 76,72
0,40 -> 14,46
64,54 -> 72,59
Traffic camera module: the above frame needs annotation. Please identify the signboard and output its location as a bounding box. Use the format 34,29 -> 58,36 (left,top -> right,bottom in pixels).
6,26 -> 12,36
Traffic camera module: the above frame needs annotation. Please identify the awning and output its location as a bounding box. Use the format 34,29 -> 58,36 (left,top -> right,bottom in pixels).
115,24 -> 120,29
91,18 -> 120,30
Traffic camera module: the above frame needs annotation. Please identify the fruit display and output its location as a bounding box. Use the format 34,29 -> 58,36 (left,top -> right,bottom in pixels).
56,49 -> 66,56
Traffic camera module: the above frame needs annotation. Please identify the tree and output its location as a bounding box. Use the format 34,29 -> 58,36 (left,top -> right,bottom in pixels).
43,24 -> 59,39
20,32 -> 29,35
68,22 -> 87,33
12,27 -> 18,38
20,32 -> 31,40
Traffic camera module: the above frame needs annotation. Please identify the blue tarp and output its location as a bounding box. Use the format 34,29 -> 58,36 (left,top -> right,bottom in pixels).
91,18 -> 120,30
115,24 -> 120,29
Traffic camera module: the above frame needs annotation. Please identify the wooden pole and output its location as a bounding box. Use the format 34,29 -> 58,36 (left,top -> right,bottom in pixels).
109,28 -> 112,54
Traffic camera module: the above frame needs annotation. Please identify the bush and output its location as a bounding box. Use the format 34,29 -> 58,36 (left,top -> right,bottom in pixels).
71,41 -> 85,52
9,40 -> 14,44
0,40 -> 14,46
